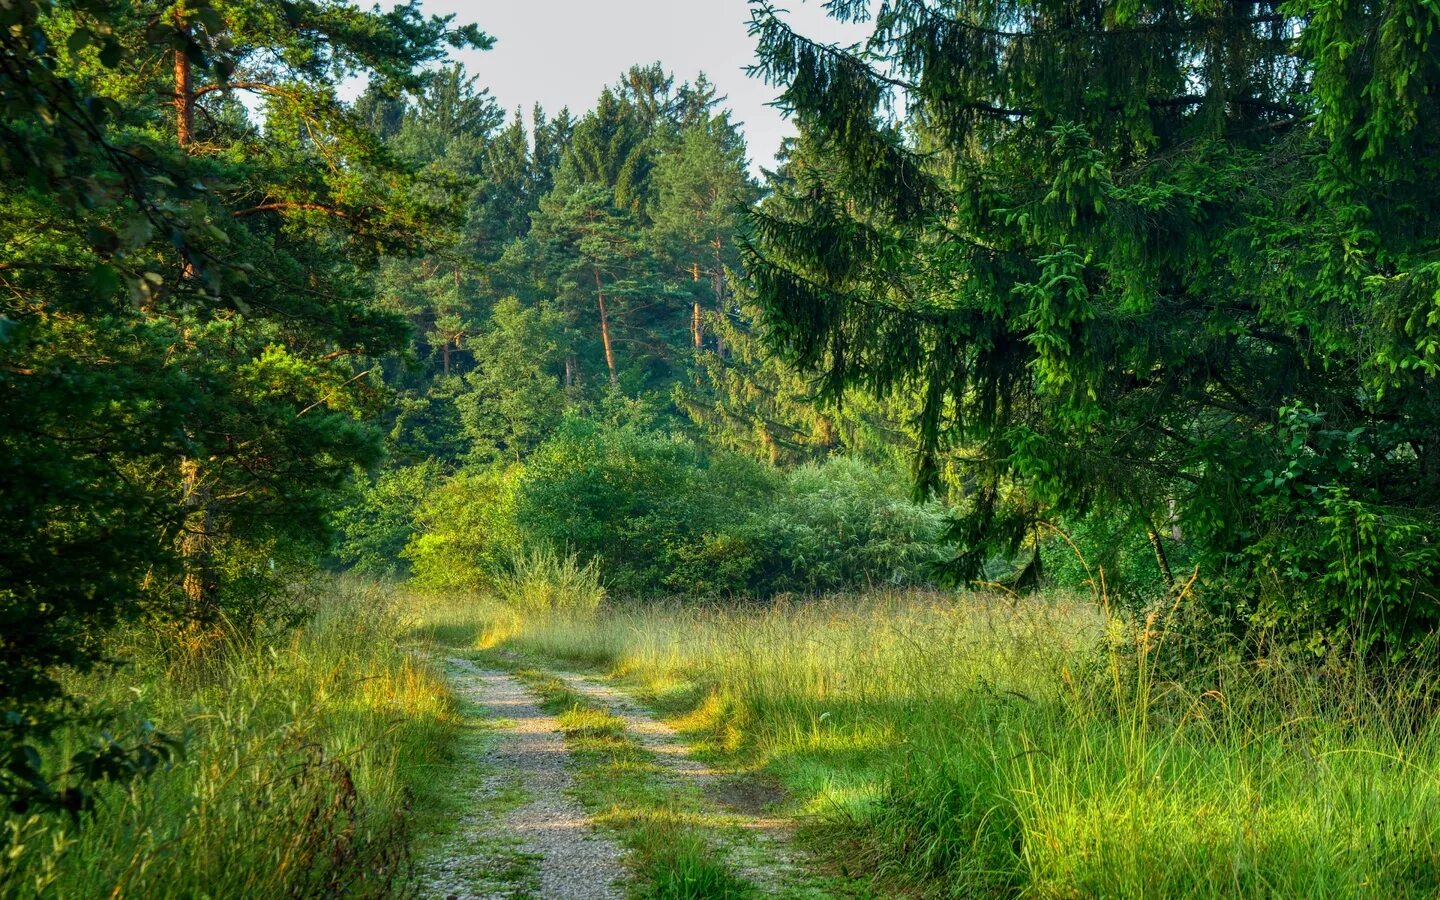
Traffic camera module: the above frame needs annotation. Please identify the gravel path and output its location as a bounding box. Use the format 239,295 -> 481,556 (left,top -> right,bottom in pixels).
549,670 -> 816,894
426,657 -> 625,900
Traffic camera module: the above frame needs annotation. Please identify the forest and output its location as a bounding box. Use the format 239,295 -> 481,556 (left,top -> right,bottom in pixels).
3,0 -> 1440,897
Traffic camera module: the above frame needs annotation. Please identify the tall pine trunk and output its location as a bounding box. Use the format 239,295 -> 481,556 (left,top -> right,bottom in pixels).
711,238 -> 726,356
595,268 -> 618,386
691,261 -> 702,349
174,17 -> 217,621
174,15 -> 193,147
179,458 -> 217,622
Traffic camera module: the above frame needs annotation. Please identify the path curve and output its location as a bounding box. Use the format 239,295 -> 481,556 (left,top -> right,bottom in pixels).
425,657 -> 626,900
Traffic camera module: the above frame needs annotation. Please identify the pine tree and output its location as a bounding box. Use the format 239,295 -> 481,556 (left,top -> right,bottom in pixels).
526,183 -> 684,393
0,0 -> 489,811
651,111 -> 756,350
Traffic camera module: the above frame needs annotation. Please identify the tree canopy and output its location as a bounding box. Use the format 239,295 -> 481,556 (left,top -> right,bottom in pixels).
747,0 -> 1440,647
1,0 -> 487,813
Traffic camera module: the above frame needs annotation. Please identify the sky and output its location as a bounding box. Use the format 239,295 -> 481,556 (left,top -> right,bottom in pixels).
417,1 -> 877,173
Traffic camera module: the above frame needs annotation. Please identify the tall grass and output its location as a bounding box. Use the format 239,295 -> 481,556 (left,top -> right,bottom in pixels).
494,547 -> 605,617
423,589 -> 1440,897
3,580 -> 456,898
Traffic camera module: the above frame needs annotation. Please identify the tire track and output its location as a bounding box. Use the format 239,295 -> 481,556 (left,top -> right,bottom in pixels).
420,657 -> 626,900
547,669 -> 827,897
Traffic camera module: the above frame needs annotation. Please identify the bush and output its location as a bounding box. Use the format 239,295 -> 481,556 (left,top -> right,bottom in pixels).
399,419 -> 950,599
404,466 -> 522,591
754,457 -> 948,592
333,461 -> 446,576
510,417 -> 777,596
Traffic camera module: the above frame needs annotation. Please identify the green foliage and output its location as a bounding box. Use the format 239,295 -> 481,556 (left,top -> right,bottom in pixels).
405,466 -> 522,592
522,181 -> 686,394
753,457 -> 948,592
0,0 -> 487,812
362,61 -> 764,477
351,63 -> 791,608
512,418 -> 756,595
333,461 -> 445,576
1042,511 -> 1187,608
455,297 -> 566,462
747,0 -> 1440,652
405,418 -> 944,598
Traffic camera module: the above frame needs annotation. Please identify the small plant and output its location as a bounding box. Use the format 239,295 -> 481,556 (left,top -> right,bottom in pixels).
494,547 -> 606,617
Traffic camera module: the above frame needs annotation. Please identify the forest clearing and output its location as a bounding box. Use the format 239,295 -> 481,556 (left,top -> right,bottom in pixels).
5,0 -> 1440,897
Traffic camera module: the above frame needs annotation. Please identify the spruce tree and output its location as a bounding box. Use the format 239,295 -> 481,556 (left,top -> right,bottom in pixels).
748,0 -> 1440,647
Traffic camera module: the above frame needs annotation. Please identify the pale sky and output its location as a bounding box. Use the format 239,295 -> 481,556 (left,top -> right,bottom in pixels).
419,1 -> 876,173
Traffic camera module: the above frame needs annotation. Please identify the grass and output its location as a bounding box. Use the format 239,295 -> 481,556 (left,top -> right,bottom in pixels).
411,591 -> 850,898
2,579 -> 458,899
413,589 -> 1440,898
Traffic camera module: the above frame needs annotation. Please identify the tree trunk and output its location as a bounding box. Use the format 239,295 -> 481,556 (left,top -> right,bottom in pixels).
691,261 -> 702,349
1147,527 -> 1176,590
816,415 -> 837,449
175,15 -> 214,622
174,16 -> 193,147
179,457 -> 217,623
442,339 -> 450,376
1167,497 -> 1184,542
711,238 -> 726,356
595,269 -> 618,386
564,353 -> 575,389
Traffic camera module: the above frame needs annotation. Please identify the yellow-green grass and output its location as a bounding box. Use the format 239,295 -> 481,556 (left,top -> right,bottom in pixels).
3,580 -> 458,899
413,589 -> 1440,898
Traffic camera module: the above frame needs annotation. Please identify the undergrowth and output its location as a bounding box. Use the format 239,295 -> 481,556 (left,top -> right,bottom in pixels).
2,580 -> 456,898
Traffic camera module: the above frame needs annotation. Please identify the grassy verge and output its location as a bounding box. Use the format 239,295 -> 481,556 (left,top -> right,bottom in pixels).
415,590 -> 1440,898
2,580 -> 457,898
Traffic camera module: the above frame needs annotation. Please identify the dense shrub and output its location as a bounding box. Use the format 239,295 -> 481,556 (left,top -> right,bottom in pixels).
511,418 -> 778,595
754,458 -> 948,592
404,466 -> 522,591
333,461 -> 446,576
397,418 -> 948,597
